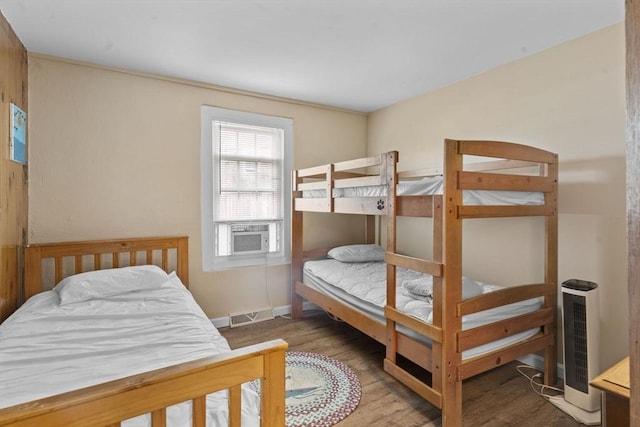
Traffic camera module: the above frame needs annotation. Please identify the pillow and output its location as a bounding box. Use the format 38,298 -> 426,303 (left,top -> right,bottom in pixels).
402,275 -> 482,300
327,244 -> 385,263
461,277 -> 483,300
55,265 -> 170,305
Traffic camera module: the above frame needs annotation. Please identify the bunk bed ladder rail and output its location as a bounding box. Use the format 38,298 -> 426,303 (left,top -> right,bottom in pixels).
383,253 -> 446,408
383,188 -> 446,409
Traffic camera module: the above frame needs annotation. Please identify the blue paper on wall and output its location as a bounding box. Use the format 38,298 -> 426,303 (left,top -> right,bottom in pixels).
10,103 -> 26,164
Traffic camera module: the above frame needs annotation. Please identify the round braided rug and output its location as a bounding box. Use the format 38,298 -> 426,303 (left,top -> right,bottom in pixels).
252,351 -> 361,427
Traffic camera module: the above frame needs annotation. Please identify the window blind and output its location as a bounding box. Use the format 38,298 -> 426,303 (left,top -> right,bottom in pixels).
213,121 -> 283,222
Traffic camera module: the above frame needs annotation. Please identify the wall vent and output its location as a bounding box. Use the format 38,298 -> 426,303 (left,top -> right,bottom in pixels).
229,307 -> 274,328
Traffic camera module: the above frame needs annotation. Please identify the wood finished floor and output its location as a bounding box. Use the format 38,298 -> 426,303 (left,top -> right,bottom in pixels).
220,310 -> 585,427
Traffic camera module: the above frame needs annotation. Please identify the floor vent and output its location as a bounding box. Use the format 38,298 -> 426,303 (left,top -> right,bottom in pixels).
229,308 -> 274,328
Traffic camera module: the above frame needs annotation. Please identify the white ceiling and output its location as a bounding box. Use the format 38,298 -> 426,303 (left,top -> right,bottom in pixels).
0,0 -> 624,112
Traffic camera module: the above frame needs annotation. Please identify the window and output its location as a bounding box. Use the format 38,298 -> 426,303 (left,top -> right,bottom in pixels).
201,106 -> 293,271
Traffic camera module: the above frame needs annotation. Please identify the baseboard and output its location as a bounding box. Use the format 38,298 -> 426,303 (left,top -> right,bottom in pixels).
517,353 -> 565,380
211,301 -> 319,329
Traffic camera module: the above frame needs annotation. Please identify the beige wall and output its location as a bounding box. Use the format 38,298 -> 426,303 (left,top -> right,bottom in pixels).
28,22 -> 626,370
369,23 -> 627,370
28,56 -> 368,318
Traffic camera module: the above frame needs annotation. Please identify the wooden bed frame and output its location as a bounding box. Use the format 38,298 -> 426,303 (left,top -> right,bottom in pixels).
0,236 -> 287,427
291,139 -> 558,427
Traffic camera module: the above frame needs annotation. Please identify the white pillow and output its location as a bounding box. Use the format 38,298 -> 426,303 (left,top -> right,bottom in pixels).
327,244 -> 385,263
55,265 -> 170,305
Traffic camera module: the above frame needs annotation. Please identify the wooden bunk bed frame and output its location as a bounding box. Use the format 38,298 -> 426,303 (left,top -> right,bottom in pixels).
0,236 -> 287,427
291,139 -> 558,426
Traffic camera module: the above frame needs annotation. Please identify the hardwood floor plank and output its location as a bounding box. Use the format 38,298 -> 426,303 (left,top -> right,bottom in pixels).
220,310 -> 581,426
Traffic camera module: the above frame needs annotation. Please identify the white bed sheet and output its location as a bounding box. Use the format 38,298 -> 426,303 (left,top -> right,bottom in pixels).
302,175 -> 544,205
0,273 -> 260,427
303,259 -> 541,359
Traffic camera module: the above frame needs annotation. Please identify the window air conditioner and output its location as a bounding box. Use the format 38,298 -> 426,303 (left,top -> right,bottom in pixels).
230,224 -> 269,255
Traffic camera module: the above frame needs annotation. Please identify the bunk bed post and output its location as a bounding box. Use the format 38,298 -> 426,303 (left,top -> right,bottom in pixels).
543,156 -> 559,385
431,194 -> 444,395
383,151 -> 399,364
291,170 -> 304,318
442,139 -> 464,427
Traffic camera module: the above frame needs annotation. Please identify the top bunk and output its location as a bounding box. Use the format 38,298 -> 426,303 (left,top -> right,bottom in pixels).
292,139 -> 558,219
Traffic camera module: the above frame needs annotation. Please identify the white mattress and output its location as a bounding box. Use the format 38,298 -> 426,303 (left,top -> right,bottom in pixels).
0,273 -> 260,427
302,175 -> 544,205
303,259 -> 541,359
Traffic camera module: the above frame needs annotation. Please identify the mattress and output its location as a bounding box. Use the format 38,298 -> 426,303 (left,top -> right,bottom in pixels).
303,259 -> 542,359
302,175 -> 544,205
0,272 -> 260,427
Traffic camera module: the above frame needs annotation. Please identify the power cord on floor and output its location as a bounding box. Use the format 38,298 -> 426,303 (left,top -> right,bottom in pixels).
516,364 -> 564,398
516,364 -> 600,426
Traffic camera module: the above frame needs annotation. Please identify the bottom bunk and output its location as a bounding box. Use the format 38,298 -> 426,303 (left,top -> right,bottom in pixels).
0,236 -> 287,427
292,244 -> 556,417
303,257 -> 543,360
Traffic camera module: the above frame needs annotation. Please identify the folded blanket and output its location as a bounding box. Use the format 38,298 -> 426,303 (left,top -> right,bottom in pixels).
402,275 -> 482,301
402,289 -> 433,303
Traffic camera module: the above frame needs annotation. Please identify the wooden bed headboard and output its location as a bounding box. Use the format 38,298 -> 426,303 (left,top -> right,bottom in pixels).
24,236 -> 189,302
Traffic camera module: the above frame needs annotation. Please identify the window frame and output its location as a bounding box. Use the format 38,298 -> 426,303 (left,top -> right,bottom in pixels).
201,106 -> 293,271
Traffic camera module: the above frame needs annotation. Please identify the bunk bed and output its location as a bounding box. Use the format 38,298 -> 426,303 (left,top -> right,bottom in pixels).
291,139 -> 558,426
0,236 -> 287,427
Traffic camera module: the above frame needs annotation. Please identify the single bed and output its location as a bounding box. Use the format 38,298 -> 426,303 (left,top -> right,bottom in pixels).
0,236 -> 287,427
291,139 -> 558,427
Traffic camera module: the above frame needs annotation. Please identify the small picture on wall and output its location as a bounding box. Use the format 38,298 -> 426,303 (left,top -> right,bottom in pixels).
10,103 -> 26,164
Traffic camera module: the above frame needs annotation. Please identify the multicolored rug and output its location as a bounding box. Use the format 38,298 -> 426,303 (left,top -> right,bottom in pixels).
252,351 -> 361,427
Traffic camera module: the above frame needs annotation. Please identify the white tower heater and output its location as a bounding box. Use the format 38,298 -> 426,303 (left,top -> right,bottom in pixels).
561,279 -> 600,412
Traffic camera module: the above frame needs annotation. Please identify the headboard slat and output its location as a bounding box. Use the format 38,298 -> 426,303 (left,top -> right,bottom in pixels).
162,249 -> 169,272
23,236 -> 190,302
74,255 -> 83,275
54,257 -> 62,285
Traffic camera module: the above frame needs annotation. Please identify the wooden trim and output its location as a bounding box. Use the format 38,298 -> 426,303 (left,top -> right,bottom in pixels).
334,153 -> 384,172
334,175 -> 383,188
459,171 -> 555,192
457,308 -> 554,352
628,1 -> 640,424
459,334 -> 554,380
458,204 -> 555,219
385,252 -> 443,277
457,283 -> 555,316
455,140 -> 558,164
384,359 -> 443,408
385,305 -> 443,342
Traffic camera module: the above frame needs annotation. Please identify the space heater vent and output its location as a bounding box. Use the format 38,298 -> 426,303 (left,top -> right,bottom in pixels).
561,279 -> 600,412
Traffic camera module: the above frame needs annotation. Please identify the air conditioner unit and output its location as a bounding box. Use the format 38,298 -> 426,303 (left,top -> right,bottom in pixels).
561,279 -> 600,412
230,223 -> 269,255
